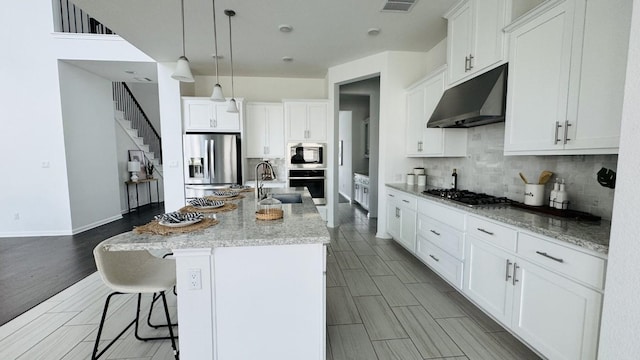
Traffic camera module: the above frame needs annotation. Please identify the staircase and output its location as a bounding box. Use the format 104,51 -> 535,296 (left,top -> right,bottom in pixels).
112,82 -> 163,178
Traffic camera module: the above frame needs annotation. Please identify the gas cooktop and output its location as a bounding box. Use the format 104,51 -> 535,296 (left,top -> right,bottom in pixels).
422,189 -> 513,207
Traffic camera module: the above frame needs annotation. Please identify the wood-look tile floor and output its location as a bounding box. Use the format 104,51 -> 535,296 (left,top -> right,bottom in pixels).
0,203 -> 542,359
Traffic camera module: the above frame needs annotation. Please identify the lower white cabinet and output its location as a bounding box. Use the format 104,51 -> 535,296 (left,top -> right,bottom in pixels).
512,258 -> 602,360
385,188 -> 417,252
464,216 -> 604,360
354,174 -> 370,211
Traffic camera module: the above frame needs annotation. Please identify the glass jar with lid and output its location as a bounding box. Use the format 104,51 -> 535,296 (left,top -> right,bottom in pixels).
256,194 -> 283,220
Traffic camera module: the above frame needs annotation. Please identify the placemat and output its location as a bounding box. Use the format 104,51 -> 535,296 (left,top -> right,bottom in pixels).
179,202 -> 238,214
205,194 -> 245,201
133,218 -> 219,235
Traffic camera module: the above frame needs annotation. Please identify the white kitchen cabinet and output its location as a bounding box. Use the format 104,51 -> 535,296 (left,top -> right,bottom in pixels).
245,103 -> 284,158
464,214 -> 605,360
405,65 -> 467,157
503,0 -> 630,155
284,100 -> 328,142
444,0 -> 511,86
182,97 -> 242,132
354,173 -> 370,211
512,258 -> 602,360
385,188 -> 417,252
464,235 -> 515,325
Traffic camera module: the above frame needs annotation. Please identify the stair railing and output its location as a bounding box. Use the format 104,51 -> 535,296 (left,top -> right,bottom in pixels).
57,0 -> 114,34
112,82 -> 162,164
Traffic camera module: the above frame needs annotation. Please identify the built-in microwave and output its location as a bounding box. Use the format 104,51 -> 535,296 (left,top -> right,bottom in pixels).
287,143 -> 326,168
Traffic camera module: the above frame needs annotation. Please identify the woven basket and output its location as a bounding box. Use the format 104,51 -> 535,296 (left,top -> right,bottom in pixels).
256,209 -> 284,221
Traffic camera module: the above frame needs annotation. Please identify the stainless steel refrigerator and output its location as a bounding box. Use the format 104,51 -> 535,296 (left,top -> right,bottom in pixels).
183,133 -> 242,199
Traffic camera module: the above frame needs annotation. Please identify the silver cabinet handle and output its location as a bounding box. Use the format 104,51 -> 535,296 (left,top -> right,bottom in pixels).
402,199 -> 410,204
210,118 -> 214,128
430,230 -> 441,236
429,254 -> 440,262
468,54 -> 474,69
477,228 -> 494,236
554,121 -> 562,144
564,121 -> 572,144
364,187 -> 368,194
395,207 -> 400,218
505,259 -> 512,282
389,194 -> 395,197
214,119 -> 218,128
464,56 -> 470,71
536,251 -> 564,263
417,141 -> 423,152
512,263 -> 520,285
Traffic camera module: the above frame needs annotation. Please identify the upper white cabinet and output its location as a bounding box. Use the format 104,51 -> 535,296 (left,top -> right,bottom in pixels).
245,102 -> 285,158
444,0 -> 512,86
182,97 -> 242,133
405,66 -> 467,157
503,0 -> 631,155
284,100 -> 328,142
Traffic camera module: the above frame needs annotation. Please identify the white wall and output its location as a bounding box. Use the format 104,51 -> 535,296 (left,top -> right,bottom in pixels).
598,0 -> 640,356
327,51 -> 436,231
126,82 -> 161,132
59,62 -> 122,232
194,75 -> 327,101
338,111 -> 353,199
0,0 -> 72,236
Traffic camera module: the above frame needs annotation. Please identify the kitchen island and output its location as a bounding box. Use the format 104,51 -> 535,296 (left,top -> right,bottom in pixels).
103,188 -> 329,360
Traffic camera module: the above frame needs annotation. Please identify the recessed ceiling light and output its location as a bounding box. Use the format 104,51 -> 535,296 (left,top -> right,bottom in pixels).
279,24 -> 293,33
367,28 -> 381,36
282,56 -> 293,62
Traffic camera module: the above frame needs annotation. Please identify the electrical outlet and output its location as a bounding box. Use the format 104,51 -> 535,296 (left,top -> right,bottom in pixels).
188,268 -> 201,290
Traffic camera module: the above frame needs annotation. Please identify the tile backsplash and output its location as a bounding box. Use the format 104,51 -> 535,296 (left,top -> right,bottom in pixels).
245,158 -> 287,181
421,123 -> 617,220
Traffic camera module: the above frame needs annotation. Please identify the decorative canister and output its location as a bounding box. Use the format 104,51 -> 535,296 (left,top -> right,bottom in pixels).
407,174 -> 415,185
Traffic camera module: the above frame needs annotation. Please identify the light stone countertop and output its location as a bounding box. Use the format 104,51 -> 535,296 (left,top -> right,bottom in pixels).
387,183 -> 610,255
103,187 -> 330,252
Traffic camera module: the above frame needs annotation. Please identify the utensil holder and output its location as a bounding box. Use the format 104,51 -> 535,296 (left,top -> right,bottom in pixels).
524,184 -> 545,206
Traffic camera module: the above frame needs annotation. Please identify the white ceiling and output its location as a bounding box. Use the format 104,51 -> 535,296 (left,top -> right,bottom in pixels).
71,0 -> 456,79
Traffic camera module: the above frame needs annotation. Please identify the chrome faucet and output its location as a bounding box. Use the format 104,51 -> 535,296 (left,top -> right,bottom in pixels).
255,160 -> 276,200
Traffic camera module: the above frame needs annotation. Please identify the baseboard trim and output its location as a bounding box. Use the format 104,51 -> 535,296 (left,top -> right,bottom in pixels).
0,229 -> 73,237
71,214 -> 123,235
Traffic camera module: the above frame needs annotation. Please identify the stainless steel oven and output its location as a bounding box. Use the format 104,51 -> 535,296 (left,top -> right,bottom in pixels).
287,143 -> 326,169
289,169 -> 326,205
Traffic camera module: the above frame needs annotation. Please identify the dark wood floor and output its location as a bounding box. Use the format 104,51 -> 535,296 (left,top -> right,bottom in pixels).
0,203 -> 165,326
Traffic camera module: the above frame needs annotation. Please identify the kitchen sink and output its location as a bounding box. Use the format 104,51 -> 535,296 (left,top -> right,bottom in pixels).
271,193 -> 303,204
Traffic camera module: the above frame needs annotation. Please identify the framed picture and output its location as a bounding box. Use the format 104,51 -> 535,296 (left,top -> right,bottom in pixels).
128,150 -> 147,180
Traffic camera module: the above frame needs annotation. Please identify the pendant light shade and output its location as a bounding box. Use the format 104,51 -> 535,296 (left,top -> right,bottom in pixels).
225,9 -> 237,113
210,0 -> 226,101
172,0 -> 195,82
172,56 -> 194,82
211,83 -> 225,101
227,98 -> 239,113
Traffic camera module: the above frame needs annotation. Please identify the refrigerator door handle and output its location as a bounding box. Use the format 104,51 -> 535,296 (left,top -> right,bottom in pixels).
209,139 -> 216,180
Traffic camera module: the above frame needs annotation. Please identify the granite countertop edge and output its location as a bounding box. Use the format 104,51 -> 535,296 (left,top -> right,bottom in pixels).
386,183 -> 610,255
104,187 -> 330,251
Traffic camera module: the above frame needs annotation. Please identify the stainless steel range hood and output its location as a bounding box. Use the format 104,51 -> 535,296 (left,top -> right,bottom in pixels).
427,64 -> 508,128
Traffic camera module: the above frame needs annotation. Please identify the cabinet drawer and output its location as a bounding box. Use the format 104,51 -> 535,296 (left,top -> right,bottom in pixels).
418,198 -> 465,230
416,236 -> 463,289
517,233 -> 606,289
386,188 -> 417,211
467,216 -> 517,251
417,214 -> 464,259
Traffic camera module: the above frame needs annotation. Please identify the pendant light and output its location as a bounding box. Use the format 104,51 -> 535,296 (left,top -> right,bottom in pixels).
171,0 -> 194,82
225,9 -> 239,113
210,0 -> 225,101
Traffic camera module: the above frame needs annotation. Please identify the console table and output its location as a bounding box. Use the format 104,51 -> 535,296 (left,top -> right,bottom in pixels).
125,178 -> 159,213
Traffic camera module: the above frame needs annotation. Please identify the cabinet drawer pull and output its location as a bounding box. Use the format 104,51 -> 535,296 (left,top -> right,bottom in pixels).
536,251 -> 564,263
402,199 -> 410,204
477,228 -> 494,236
429,254 -> 440,262
468,54 -> 474,69
430,230 -> 441,236
505,259 -> 512,282
388,194 -> 395,197
512,263 -> 520,285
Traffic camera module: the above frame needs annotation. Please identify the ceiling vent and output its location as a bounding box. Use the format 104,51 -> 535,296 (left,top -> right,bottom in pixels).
381,0 -> 417,12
